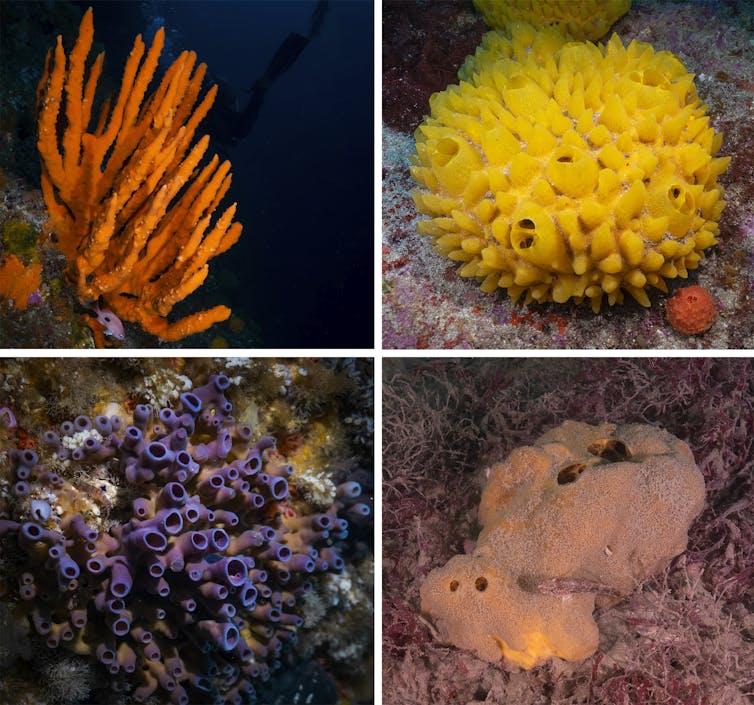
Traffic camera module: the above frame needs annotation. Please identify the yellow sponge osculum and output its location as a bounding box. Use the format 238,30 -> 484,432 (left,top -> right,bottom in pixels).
411,25 -> 730,312
473,0 -> 631,41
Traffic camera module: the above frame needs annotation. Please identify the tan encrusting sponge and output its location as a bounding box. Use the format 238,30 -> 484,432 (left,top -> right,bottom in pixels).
420,421 -> 705,669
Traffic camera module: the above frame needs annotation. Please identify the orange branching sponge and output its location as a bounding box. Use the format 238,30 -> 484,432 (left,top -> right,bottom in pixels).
36,8 -> 242,341
666,285 -> 717,335
0,255 -> 42,310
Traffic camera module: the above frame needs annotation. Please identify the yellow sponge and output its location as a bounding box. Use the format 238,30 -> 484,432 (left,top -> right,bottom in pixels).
474,0 -> 631,41
411,25 -> 730,312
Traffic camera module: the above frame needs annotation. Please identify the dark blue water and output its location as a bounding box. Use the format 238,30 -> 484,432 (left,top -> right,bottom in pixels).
78,0 -> 374,348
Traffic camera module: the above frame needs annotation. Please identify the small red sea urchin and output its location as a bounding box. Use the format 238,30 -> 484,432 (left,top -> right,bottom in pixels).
665,285 -> 717,335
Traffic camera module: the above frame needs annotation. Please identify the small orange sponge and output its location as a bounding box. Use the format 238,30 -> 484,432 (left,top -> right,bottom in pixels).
666,285 -> 717,335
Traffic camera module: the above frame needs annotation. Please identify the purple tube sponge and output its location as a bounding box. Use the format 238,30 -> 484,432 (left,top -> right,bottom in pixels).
110,560 -> 133,598
199,620 -> 240,651
0,405 -> 17,429
0,372 -> 362,705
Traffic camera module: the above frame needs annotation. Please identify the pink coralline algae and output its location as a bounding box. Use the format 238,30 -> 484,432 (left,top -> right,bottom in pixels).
0,374 -> 365,704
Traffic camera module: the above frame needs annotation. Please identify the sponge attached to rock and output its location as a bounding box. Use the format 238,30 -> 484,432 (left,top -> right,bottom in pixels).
411,24 -> 730,312
420,421 -> 705,669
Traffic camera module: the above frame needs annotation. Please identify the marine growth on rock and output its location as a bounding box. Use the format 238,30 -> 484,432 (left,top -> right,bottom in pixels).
411,23 -> 730,312
0,373 -> 368,704
420,421 -> 705,669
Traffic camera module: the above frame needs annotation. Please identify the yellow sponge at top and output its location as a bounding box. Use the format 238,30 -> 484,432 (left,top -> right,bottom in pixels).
411,24 -> 730,312
473,0 -> 631,41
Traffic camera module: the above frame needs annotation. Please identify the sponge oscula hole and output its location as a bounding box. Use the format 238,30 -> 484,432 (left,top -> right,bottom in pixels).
557,463 -> 586,485
667,184 -> 694,214
449,580 -> 459,592
587,439 -> 631,462
475,576 -> 488,592
514,219 -> 536,249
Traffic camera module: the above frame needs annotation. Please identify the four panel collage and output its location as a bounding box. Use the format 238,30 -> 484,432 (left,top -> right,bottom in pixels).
0,1 -> 751,704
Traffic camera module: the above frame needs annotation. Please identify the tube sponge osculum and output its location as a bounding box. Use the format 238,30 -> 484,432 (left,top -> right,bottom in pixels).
0,374 -> 365,704
420,421 -> 705,670
411,23 -> 731,313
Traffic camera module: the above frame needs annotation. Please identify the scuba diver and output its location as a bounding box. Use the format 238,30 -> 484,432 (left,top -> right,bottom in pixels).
210,0 -> 329,147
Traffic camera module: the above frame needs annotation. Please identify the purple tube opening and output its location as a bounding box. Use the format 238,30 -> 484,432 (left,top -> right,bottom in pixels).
111,617 -> 130,636
175,450 -> 191,468
94,415 -> 112,435
107,598 -> 125,614
74,415 -> 91,431
131,528 -> 168,552
14,465 -> 30,480
214,374 -> 231,390
269,477 -> 288,500
97,644 -> 116,665
21,522 -> 43,541
221,428 -> 233,449
111,415 -> 123,431
240,584 -> 257,608
225,558 -> 246,586
21,449 -> 38,466
161,509 -> 183,535
180,392 -> 202,415
218,604 -> 236,619
160,407 -> 177,424
124,425 -> 142,444
191,531 -> 209,551
84,436 -> 100,450
249,492 -> 264,508
211,529 -> 230,551
349,502 -> 371,518
244,453 -> 261,474
134,404 -> 151,425
59,558 -> 80,580
19,585 -> 35,600
110,562 -> 131,597
148,561 -> 164,578
87,557 -> 106,574
133,497 -> 150,518
12,481 -> 30,497
222,624 -> 239,651
290,554 -> 316,573
60,420 -> 75,434
43,430 -> 59,446
72,448 -> 85,461
314,514 -> 332,530
224,464 -> 239,481
183,506 -> 200,523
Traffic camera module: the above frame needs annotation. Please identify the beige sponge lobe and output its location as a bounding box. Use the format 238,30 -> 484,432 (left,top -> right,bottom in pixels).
420,421 -> 705,669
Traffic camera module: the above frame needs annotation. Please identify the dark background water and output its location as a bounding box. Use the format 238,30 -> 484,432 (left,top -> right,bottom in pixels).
64,0 -> 375,348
